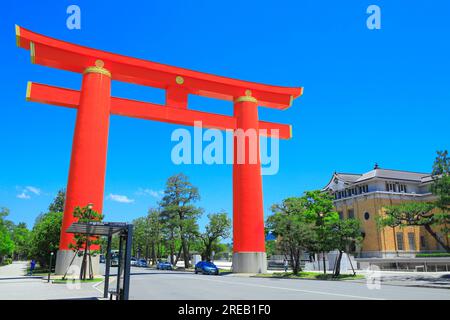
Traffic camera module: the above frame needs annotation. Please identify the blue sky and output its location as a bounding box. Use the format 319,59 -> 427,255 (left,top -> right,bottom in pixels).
0,1 -> 449,234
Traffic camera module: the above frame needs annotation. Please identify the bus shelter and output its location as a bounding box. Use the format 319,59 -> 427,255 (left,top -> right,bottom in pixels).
66,221 -> 133,300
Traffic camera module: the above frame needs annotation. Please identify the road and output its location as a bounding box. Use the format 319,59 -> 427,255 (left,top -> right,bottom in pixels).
122,268 -> 450,300
1,262 -> 449,300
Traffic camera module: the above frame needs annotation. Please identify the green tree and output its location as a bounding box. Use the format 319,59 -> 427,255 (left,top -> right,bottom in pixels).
131,208 -> 163,265
29,211 -> 62,267
267,197 -> 317,275
147,208 -> 163,264
199,212 -> 231,261
48,189 -> 66,213
160,173 -> 202,268
431,150 -> 450,239
0,208 -> 15,264
328,219 -> 362,277
11,222 -> 31,260
132,216 -> 149,258
378,202 -> 449,252
67,205 -> 103,280
378,151 -> 450,252
303,190 -> 340,274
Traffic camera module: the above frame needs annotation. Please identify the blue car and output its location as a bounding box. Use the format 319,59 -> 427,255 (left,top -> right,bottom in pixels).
136,259 -> 148,267
195,261 -> 219,275
156,261 -> 173,270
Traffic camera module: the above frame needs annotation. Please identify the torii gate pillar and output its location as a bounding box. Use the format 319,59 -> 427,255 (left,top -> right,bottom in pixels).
232,96 -> 267,273
55,63 -> 111,275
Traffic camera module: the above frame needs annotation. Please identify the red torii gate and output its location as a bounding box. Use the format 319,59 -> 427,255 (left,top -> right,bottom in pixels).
16,25 -> 302,274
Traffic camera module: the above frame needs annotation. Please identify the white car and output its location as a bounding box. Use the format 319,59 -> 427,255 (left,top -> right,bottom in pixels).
130,257 -> 137,266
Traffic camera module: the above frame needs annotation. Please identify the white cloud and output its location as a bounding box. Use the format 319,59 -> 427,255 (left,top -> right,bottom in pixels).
25,186 -> 41,195
136,188 -> 164,199
108,194 -> 134,204
17,192 -> 31,199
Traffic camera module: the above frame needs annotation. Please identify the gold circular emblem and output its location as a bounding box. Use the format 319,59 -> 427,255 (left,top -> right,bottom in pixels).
95,60 -> 105,68
176,76 -> 184,85
245,89 -> 252,96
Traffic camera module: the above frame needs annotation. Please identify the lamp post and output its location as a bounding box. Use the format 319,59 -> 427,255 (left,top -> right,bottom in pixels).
48,252 -> 54,282
84,203 -> 94,279
317,212 -> 326,273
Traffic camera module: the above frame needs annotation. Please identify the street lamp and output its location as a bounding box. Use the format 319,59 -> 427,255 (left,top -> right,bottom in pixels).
48,252 -> 54,283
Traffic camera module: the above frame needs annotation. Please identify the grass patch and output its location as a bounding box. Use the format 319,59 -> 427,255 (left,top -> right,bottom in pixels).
416,253 -> 450,258
219,269 -> 232,275
52,277 -> 103,284
25,267 -> 54,276
255,272 -> 364,281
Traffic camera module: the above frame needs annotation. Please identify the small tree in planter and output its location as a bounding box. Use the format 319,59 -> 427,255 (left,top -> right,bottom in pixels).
63,204 -> 103,280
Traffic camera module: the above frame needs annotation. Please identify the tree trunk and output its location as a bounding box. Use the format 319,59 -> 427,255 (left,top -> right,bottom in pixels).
205,242 -> 212,262
333,250 -> 343,277
169,241 -> 175,265
181,235 -> 190,268
322,252 -> 326,274
151,243 -> 156,265
174,244 -> 183,266
424,224 -> 450,252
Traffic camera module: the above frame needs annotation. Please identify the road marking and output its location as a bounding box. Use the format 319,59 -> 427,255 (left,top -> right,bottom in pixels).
133,273 -> 384,300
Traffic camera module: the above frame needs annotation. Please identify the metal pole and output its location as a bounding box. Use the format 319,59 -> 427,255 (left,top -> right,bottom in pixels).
48,252 -> 54,282
116,233 -> 123,299
122,224 -> 133,300
103,231 -> 112,299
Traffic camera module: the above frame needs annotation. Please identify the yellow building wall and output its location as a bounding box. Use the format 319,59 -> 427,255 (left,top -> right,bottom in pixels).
335,196 -> 444,255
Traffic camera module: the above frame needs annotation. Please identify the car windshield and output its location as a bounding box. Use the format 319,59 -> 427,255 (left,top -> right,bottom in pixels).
204,262 -> 216,267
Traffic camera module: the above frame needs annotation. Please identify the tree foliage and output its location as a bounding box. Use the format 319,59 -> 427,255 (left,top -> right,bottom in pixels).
267,197 -> 317,275
378,202 -> 449,252
378,150 -> 450,252
29,211 -> 62,267
48,189 -> 66,213
67,205 -> 104,280
159,173 -> 202,268
199,212 -> 231,261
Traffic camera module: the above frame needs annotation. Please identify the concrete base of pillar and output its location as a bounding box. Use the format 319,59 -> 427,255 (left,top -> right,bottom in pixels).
55,250 -> 100,276
232,252 -> 267,273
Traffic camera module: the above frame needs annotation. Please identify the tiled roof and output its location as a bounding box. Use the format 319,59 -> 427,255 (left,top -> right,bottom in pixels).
355,169 -> 429,183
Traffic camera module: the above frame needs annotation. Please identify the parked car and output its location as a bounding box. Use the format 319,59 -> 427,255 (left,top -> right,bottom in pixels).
195,261 -> 219,275
136,259 -> 148,267
131,257 -> 137,266
156,261 -> 173,270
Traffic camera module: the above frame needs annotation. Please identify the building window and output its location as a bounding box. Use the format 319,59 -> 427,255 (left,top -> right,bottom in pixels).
396,233 -> 404,251
364,212 -> 370,220
408,233 -> 416,251
348,209 -> 355,219
420,236 -> 427,249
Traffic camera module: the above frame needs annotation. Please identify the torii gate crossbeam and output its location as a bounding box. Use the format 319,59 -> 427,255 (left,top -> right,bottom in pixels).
16,25 -> 303,274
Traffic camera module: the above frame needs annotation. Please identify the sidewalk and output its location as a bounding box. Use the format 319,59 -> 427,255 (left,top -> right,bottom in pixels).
0,261 -> 103,300
0,261 -> 28,278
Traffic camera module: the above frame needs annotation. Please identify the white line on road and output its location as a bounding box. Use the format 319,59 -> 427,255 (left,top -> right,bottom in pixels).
132,273 -> 384,300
